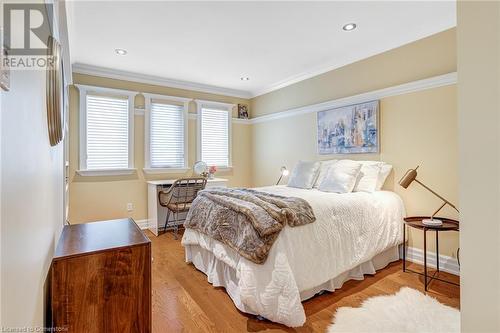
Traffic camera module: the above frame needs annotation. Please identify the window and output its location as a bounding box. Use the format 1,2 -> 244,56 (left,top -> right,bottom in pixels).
77,85 -> 136,176
144,93 -> 190,173
196,100 -> 233,168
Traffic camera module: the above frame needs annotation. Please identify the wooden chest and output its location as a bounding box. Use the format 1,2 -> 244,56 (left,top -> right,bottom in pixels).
48,218 -> 151,333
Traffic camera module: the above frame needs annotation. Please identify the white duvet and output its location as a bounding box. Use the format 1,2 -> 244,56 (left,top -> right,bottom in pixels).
182,186 -> 405,327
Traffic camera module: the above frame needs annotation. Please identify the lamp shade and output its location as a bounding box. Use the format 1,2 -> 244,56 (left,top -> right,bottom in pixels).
399,167 -> 419,189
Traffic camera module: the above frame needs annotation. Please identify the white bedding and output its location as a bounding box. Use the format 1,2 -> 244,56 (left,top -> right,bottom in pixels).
182,186 -> 405,327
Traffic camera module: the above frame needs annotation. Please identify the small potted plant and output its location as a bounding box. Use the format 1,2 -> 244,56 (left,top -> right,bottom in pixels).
208,165 -> 217,179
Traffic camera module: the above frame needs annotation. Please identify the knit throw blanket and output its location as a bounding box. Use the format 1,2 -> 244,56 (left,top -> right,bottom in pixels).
184,188 -> 316,264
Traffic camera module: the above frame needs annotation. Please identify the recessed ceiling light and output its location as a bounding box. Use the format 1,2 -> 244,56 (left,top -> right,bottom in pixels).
115,48 -> 128,56
240,77 -> 250,81
342,23 -> 357,31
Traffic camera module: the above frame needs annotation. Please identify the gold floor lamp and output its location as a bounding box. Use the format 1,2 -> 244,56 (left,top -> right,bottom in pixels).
399,166 -> 459,226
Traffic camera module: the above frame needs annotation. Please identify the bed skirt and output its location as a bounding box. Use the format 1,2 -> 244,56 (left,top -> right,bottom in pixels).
185,244 -> 400,320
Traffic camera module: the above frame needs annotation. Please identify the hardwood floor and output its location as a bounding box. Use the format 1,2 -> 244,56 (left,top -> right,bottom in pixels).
149,230 -> 460,333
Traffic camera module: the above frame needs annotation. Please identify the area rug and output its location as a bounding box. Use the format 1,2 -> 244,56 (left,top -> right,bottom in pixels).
328,287 -> 459,333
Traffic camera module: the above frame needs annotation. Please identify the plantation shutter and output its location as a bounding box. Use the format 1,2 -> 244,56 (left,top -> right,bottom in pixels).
150,101 -> 185,168
86,94 -> 129,170
200,107 -> 229,167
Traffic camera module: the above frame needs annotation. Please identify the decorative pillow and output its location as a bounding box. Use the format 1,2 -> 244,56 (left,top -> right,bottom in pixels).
287,161 -> 320,189
318,160 -> 362,193
376,163 -> 393,190
313,159 -> 338,188
354,163 -> 382,192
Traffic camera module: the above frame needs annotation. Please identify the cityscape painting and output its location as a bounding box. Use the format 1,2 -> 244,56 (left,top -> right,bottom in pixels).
317,100 -> 379,154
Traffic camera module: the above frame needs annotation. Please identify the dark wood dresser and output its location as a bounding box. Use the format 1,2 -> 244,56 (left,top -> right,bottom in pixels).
48,218 -> 151,333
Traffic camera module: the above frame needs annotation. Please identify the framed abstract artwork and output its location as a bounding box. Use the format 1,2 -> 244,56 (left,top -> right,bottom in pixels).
317,100 -> 379,154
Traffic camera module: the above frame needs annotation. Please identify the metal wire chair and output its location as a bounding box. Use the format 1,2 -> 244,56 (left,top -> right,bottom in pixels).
158,177 -> 207,239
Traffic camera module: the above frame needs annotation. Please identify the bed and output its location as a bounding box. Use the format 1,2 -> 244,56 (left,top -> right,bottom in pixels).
181,185 -> 405,327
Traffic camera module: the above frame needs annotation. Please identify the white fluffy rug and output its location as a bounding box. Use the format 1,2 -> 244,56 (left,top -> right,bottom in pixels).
328,287 -> 460,333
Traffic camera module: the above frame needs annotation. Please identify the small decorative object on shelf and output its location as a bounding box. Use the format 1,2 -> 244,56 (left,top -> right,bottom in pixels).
208,165 -> 217,179
238,104 -> 249,119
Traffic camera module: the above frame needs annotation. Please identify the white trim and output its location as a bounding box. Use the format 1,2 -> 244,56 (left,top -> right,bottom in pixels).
196,100 -> 233,167
249,72 -> 457,124
134,219 -> 150,230
143,167 -> 190,174
144,94 -> 189,170
232,118 -> 251,125
194,99 -> 236,110
140,110 -> 251,124
142,92 -> 192,103
189,112 -> 249,124
134,108 -> 145,116
73,63 -> 252,99
76,168 -> 136,176
402,246 -> 460,276
75,84 -> 137,172
74,84 -> 138,98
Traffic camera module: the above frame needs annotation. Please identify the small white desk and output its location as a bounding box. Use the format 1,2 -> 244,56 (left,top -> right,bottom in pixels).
147,178 -> 228,236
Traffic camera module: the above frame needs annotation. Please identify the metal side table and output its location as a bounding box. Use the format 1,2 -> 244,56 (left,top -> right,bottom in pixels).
402,216 -> 459,291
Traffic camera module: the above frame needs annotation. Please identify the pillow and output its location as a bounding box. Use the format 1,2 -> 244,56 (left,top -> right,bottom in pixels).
287,161 -> 320,189
313,159 -> 338,188
318,160 -> 362,193
354,163 -> 382,192
376,163 -> 393,190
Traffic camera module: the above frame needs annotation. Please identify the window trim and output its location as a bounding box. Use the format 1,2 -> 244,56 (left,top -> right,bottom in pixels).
76,84 -> 137,176
195,99 -> 234,169
144,93 -> 191,174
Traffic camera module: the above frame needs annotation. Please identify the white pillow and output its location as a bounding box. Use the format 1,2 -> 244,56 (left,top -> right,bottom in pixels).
318,160 -> 362,193
354,163 -> 382,192
376,163 -> 393,190
287,161 -> 320,189
313,159 -> 338,188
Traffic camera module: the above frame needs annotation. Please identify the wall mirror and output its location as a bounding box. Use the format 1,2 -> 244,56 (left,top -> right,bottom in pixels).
46,35 -> 65,146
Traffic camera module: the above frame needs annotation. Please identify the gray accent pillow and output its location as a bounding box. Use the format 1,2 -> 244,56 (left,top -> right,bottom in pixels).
287,161 -> 320,189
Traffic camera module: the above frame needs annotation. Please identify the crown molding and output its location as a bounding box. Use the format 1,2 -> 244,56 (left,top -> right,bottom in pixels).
72,63 -> 252,99
249,72 -> 457,124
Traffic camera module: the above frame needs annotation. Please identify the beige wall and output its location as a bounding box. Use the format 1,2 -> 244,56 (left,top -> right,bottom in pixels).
251,29 -> 459,258
68,73 -> 252,224
458,1 -> 500,331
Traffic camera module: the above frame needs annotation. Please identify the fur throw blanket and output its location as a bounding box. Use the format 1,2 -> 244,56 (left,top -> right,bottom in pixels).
184,188 -> 316,264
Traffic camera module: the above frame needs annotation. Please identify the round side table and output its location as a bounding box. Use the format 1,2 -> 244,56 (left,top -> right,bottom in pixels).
402,216 -> 459,291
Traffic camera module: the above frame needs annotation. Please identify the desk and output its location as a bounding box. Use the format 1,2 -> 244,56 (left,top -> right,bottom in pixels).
147,178 -> 228,236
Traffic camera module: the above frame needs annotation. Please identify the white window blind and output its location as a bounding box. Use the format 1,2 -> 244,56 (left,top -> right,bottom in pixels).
86,94 -> 129,170
150,101 -> 185,168
200,107 -> 229,167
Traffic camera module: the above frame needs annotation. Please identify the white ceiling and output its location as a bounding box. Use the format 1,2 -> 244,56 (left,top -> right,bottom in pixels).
67,1 -> 456,98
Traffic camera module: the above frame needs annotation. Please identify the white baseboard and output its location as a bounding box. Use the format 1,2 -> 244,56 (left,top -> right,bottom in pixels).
135,219 -> 150,230
401,246 -> 460,276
